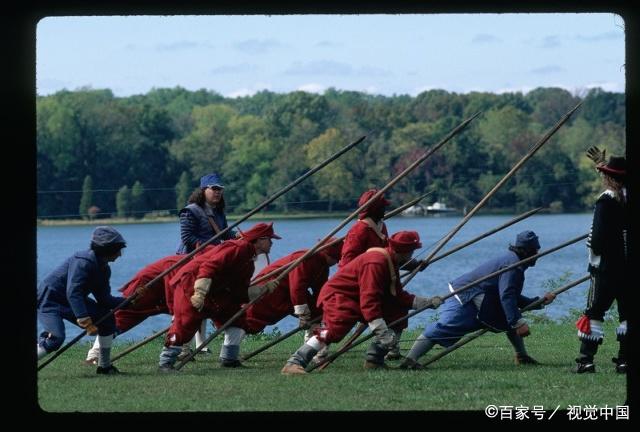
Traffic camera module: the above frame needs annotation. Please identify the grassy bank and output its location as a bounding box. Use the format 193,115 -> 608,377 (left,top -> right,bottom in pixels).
37,321 -> 626,412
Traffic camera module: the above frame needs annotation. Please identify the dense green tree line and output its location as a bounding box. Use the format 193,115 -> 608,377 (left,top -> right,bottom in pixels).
36,86 -> 625,219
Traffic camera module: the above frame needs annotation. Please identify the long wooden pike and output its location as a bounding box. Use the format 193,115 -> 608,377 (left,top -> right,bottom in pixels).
419,275 -> 590,367
311,102 -> 584,373
176,113 -> 480,369
400,206 -> 544,278
241,317 -> 322,361
105,193 -> 434,364
321,206 -> 545,371
111,327 -> 169,363
237,193 -> 433,362
306,233 -> 588,372
38,134 -> 367,371
402,102 -> 582,288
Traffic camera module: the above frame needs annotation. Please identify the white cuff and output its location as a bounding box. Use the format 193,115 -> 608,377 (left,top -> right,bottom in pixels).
512,318 -> 527,329
294,304 -> 310,316
368,318 -> 387,333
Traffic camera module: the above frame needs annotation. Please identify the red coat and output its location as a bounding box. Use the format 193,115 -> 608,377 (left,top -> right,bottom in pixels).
114,255 -> 182,332
316,247 -> 414,343
166,239 -> 256,346
338,219 -> 388,268
243,250 -> 329,333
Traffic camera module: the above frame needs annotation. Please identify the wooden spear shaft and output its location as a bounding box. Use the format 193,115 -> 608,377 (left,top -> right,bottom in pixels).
38,134 -> 366,371
306,233 -> 588,372
420,274 -> 590,367
175,114 -> 479,369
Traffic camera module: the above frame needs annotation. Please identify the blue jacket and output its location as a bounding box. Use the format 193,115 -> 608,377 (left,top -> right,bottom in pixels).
451,251 -> 539,331
36,250 -> 125,318
176,203 -> 235,254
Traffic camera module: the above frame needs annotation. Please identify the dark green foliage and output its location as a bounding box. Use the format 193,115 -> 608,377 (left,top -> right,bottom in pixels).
36,86 -> 624,219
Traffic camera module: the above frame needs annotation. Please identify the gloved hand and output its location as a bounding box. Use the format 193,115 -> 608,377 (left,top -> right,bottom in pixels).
190,278 -> 212,312
135,285 -> 148,297
263,280 -> 279,294
77,317 -> 99,336
412,295 -> 444,310
368,318 -> 397,350
586,146 -> 606,165
542,291 -> 556,305
515,323 -> 530,337
294,304 -> 312,328
129,285 -> 148,305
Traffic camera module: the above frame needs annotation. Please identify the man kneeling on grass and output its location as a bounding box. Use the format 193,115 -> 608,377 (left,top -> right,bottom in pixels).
281,231 -> 443,374
399,230 -> 556,369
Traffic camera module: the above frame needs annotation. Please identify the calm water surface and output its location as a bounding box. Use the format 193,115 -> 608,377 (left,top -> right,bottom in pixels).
36,213 -> 594,342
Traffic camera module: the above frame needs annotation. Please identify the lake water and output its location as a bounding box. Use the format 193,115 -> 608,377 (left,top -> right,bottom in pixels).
36,213 -> 594,343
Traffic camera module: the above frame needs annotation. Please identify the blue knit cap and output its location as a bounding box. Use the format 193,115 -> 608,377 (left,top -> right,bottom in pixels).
91,226 -> 126,247
515,230 -> 540,250
200,173 -> 224,189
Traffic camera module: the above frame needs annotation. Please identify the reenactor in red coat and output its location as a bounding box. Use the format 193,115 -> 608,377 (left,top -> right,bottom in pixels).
216,238 -> 344,367
158,222 -> 281,372
281,231 -> 443,374
339,189 -> 390,268
84,251 -> 217,364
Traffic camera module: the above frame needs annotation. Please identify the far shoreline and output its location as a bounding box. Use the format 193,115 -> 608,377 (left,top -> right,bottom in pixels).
36,209 -> 590,227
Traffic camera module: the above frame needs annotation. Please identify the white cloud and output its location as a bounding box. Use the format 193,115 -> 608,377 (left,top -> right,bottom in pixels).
225,83 -> 273,98
410,85 -> 441,96
296,83 -> 326,94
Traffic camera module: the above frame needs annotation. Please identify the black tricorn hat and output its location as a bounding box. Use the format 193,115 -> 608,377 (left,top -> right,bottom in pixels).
597,156 -> 626,179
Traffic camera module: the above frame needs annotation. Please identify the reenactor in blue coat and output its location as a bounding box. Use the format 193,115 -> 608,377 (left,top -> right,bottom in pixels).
36,226 -> 130,374
400,230 -> 556,369
175,172 -> 237,358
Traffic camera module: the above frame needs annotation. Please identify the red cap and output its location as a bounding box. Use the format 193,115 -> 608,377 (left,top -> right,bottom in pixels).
388,231 -> 422,253
318,237 -> 344,262
357,189 -> 391,219
240,222 -> 282,242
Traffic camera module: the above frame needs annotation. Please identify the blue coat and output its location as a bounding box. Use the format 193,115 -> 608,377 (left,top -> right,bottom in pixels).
176,203 -> 235,254
37,250 -> 125,319
451,251 -> 539,331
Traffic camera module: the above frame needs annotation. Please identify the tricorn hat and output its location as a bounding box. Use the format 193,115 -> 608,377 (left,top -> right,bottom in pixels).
596,156 -> 626,179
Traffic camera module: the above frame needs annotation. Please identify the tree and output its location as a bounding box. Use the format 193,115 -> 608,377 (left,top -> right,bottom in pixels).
78,175 -> 93,220
130,181 -> 146,219
116,185 -> 131,218
175,171 -> 192,213
305,128 -> 355,211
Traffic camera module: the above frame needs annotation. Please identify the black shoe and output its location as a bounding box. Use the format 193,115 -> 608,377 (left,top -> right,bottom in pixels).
220,359 -> 243,368
96,365 -> 120,375
385,351 -> 403,361
398,358 -> 423,370
574,359 -> 595,374
612,357 -> 627,374
158,364 -> 177,373
177,348 -> 196,362
515,354 -> 540,365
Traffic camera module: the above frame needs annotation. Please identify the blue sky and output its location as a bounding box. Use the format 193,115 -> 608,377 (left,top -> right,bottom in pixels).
36,13 -> 626,98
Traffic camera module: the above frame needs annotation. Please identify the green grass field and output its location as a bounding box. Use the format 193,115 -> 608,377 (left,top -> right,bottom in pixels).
37,321 -> 627,412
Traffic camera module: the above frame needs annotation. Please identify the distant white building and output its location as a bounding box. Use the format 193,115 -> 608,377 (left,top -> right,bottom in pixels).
426,201 -> 456,213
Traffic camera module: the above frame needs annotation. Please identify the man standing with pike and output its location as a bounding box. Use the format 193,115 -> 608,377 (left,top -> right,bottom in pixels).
158,222 -> 281,372
281,231 -> 443,374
